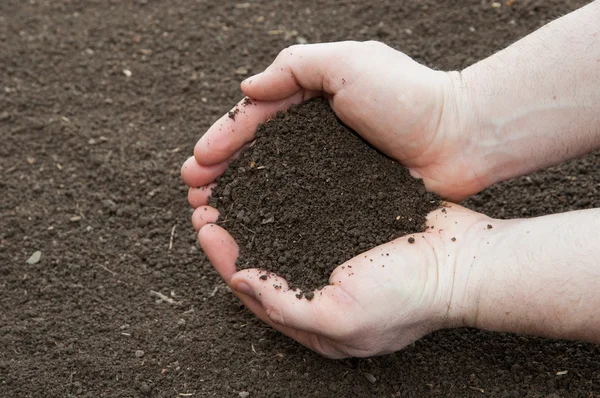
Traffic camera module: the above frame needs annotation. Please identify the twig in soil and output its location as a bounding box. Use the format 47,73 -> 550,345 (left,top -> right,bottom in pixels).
239,223 -> 256,234
168,224 -> 177,251
76,203 -> 85,220
99,264 -> 117,276
468,386 -> 485,393
251,343 -> 258,354
209,285 -> 219,297
150,290 -> 179,305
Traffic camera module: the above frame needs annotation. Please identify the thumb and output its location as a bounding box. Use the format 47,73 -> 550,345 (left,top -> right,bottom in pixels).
241,41 -> 367,101
231,269 -> 348,336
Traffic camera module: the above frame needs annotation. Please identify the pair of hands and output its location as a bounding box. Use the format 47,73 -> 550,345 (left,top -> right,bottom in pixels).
181,41 -> 494,358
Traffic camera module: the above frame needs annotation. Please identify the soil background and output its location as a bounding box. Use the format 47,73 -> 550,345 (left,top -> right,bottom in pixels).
1,1 -> 599,397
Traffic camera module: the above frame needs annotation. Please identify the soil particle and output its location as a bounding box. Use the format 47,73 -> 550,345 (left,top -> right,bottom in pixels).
228,108 -> 240,120
210,98 -> 440,292
408,237 -> 416,244
139,382 -> 152,394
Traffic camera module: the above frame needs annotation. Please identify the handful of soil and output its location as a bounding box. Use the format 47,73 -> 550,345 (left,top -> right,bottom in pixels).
209,98 -> 440,294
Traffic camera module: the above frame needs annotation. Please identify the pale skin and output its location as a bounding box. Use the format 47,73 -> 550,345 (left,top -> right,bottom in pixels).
181,1 -> 600,358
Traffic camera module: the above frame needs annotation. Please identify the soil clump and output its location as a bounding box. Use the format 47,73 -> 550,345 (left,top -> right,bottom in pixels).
210,98 -> 440,292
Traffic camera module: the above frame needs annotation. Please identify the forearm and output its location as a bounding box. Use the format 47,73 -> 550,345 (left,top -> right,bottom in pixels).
460,0 -> 600,188
466,208 -> 600,342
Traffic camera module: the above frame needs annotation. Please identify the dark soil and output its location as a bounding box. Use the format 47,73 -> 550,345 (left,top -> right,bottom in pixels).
1,0 -> 599,397
209,98 -> 439,293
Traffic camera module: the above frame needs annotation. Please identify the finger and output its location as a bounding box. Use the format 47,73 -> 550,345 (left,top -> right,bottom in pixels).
191,206 -> 220,231
198,224 -> 239,282
241,41 -> 363,101
232,290 -> 330,354
197,225 -> 340,355
195,93 -> 309,166
231,269 -> 348,336
181,156 -> 228,188
188,184 -> 216,208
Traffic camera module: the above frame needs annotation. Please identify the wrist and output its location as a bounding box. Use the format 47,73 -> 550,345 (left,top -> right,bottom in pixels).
442,215 -> 502,330
427,70 -> 499,199
455,65 -> 526,190
449,216 -> 513,330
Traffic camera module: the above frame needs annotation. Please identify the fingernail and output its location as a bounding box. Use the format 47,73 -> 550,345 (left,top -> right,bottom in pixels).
235,282 -> 254,298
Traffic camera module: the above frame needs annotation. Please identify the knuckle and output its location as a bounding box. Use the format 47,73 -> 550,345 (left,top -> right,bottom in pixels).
265,304 -> 287,327
276,45 -> 300,61
363,40 -> 389,52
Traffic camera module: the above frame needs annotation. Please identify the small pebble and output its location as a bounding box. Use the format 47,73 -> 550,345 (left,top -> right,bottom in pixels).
363,372 -> 377,384
135,350 -> 145,358
239,392 -> 250,398
26,251 -> 42,265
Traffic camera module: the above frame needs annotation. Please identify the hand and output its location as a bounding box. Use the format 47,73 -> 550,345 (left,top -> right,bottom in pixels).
181,41 -> 485,202
187,194 -> 492,358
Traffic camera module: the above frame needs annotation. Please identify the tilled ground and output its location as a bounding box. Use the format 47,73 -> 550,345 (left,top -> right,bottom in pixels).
1,1 -> 598,397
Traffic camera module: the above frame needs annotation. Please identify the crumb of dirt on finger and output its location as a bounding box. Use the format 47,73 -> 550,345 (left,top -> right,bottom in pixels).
408,237 -> 415,244
295,292 -> 303,299
487,224 -> 493,229
228,108 -> 240,120
442,208 -> 447,213
305,291 -> 315,300
451,237 -> 456,242
259,274 -> 268,280
243,97 -> 253,106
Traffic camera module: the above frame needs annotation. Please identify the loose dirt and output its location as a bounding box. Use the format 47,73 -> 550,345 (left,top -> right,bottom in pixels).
210,98 -> 439,292
1,0 -> 598,397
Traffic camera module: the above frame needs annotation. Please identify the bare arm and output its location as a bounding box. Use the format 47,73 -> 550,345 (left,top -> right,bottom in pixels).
460,208 -> 600,343
459,0 -> 600,189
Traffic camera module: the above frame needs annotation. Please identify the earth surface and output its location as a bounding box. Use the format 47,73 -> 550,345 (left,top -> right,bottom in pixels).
1,0 -> 599,397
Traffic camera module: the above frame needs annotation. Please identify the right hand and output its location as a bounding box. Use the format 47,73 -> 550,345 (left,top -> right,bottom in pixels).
182,41 -> 485,201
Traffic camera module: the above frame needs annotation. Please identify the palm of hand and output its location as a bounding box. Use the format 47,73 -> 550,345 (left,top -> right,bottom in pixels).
192,200 -> 486,359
